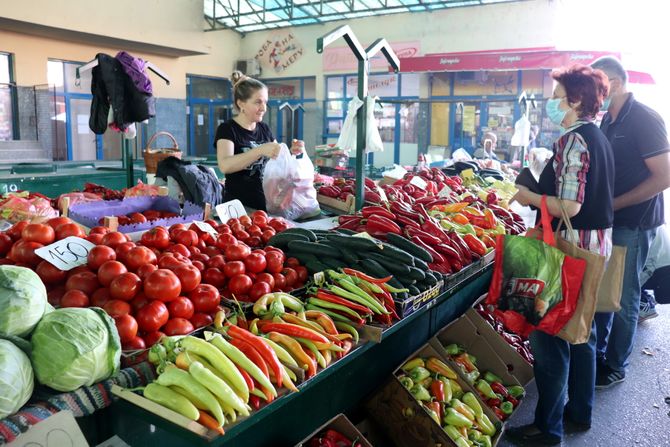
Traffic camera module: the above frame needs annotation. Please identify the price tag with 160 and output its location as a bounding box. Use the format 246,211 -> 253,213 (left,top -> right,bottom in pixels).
35,236 -> 96,271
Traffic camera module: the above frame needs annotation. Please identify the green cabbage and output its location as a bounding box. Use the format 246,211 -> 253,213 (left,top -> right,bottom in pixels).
0,339 -> 34,419
0,265 -> 48,338
31,307 -> 121,392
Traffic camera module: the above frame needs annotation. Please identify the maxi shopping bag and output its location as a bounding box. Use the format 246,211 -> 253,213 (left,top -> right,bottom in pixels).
486,196 -> 587,338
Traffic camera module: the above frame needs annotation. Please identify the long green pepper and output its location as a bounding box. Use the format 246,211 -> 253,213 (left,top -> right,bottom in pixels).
296,337 -> 327,368
305,304 -> 365,324
306,297 -> 364,320
327,283 -> 387,314
333,321 -> 359,344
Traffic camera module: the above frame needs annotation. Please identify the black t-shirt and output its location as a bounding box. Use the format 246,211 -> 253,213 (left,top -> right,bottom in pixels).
600,94 -> 669,229
214,120 -> 275,210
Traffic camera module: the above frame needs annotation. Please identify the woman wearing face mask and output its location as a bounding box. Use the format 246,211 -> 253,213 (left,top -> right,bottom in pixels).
507,65 -> 614,446
215,71 -> 305,211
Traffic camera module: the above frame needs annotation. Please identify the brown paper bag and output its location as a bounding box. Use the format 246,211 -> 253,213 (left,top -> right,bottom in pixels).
595,245 -> 626,312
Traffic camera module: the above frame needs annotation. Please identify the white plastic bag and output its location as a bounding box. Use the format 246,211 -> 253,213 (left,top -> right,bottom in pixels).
510,114 -> 531,147
336,96 -> 384,153
365,96 -> 384,153
263,144 -> 321,220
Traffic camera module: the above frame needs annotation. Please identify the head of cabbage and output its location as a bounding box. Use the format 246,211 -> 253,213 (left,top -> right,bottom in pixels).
0,265 -> 48,338
0,339 -> 34,419
31,307 -> 121,392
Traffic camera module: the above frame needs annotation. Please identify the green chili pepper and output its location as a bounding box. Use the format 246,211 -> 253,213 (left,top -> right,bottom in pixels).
444,407 -> 473,428
143,383 -> 199,421
445,426 -> 470,447
475,379 -> 498,399
326,284 -> 387,314
398,375 -> 414,390
306,297 -> 364,320
305,304 -> 355,323
409,366 -> 431,382
334,321 -> 360,344
462,392 -> 484,419
295,337 -> 327,369
410,384 -> 431,401
444,343 -> 462,355
483,371 -> 503,384
450,378 -> 464,400
500,401 -> 514,416
507,385 -> 525,399
476,413 -> 496,436
381,282 -> 409,294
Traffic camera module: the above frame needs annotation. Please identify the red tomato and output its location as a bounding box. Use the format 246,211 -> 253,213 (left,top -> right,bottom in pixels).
166,243 -> 190,258
188,284 -> 220,313
224,243 -> 251,262
130,291 -> 150,313
206,254 -> 225,271
239,215 -> 252,228
144,269 -> 181,301
167,296 -> 195,320
244,252 -> 267,273
115,314 -> 139,343
190,313 -> 213,328
128,212 -> 147,224
68,265 -> 91,276
65,271 -> 100,295
245,236 -> 262,248
101,231 -> 128,248
235,230 -> 250,241
114,241 -> 136,263
140,227 -> 170,249
295,265 -> 308,283
10,240 -> 43,266
281,268 -> 298,288
252,213 -> 268,228
168,224 -> 188,240
226,218 -> 240,227
46,217 -> 72,231
0,233 -> 12,256
91,288 -> 112,307
222,261 -> 245,278
136,263 -> 158,281
61,289 -> 90,308
143,210 -> 162,221
272,273 -> 287,291
36,261 -> 67,284
47,285 -> 66,306
264,246 -> 284,254
122,335 -> 146,351
97,260 -> 128,287
216,224 -> 231,234
55,223 -> 86,240
251,210 -> 268,220
286,257 -> 300,268
261,229 -> 276,244
103,299 -> 132,318
269,218 -> 289,232
192,260 -> 205,272
215,233 -> 237,249
126,246 -> 157,272
6,221 -> 28,241
109,272 -> 142,301
22,223 -> 55,245
249,282 -> 272,301
256,273 -> 275,290
265,251 -> 284,274
228,274 -> 253,296
87,245 -> 116,270
143,331 -> 165,347
135,300 -> 169,333
191,253 -> 209,264
247,225 -> 262,236
87,233 -> 104,245
163,318 -> 194,336
202,267 -> 226,288
158,253 -> 184,270
174,229 -> 199,247
89,226 -> 110,235
172,264 -> 201,292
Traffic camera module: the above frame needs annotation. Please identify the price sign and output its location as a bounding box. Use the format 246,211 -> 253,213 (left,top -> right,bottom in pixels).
438,185 -> 453,197
378,187 -> 388,203
313,271 -> 325,285
193,220 -> 218,236
215,199 -> 247,223
35,236 -> 96,271
409,176 -> 427,190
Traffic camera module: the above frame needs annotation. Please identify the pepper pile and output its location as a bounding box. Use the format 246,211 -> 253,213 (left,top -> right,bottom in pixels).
442,344 -> 525,420
305,269 -> 401,326
475,303 -> 534,364
83,182 -> 126,201
318,177 -> 384,204
398,356 -> 498,447
307,429 -> 364,447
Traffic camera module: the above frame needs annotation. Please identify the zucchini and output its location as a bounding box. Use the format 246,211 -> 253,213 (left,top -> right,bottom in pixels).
367,253 -> 411,276
357,258 -> 392,280
407,285 -> 421,296
423,271 -> 438,286
335,228 -> 357,236
287,240 -> 341,258
305,260 -> 329,274
321,257 -> 347,270
379,243 -> 415,265
407,266 -> 426,281
282,228 -> 318,242
324,234 -> 382,252
413,257 -> 430,271
267,232 -> 310,248
385,233 -> 433,263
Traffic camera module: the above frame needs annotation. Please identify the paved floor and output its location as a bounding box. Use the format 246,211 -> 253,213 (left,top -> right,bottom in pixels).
500,304 -> 670,447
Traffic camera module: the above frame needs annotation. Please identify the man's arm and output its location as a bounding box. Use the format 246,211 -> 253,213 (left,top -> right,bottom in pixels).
614,151 -> 670,211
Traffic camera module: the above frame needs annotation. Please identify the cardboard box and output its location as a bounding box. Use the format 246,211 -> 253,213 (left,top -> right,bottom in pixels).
429,314 -> 522,416
365,344 -> 503,447
295,413 -> 373,447
465,308 -> 534,386
317,193 -> 356,214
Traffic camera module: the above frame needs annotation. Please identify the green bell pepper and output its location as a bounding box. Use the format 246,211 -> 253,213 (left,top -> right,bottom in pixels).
500,401 -> 514,416
398,375 -> 414,390
450,379 -> 464,400
410,384 -> 431,401
444,343 -> 462,355
507,385 -> 525,399
483,371 -> 503,384
409,366 -> 431,383
475,414 -> 496,437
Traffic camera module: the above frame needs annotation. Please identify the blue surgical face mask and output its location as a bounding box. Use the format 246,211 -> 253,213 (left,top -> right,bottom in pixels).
601,96 -> 611,112
546,98 -> 567,130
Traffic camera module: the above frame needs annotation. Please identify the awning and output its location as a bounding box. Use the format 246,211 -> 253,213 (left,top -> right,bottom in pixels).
397,49 -> 655,84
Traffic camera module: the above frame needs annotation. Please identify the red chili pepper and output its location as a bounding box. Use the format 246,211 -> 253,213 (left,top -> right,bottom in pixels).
426,401 -> 443,422
492,406 -> 507,421
366,214 -> 401,235
376,290 -> 399,320
230,338 -> 270,379
226,324 -> 283,388
256,321 -> 332,344
405,227 -> 443,245
314,290 -> 373,314
431,378 -> 446,402
249,394 -> 262,411
421,219 -> 449,243
341,268 -> 391,284
324,429 -> 353,445
411,236 -> 445,264
435,243 -> 462,263
364,191 -> 382,204
390,201 -> 416,219
412,203 -> 432,222
364,177 -> 376,189
447,232 -> 473,263
338,215 -> 361,225
429,262 -> 452,275
338,217 -> 362,231
361,205 -> 396,220
395,215 -> 421,229
463,233 -> 487,256
490,381 -> 509,397
375,311 -> 392,325
234,363 -> 255,392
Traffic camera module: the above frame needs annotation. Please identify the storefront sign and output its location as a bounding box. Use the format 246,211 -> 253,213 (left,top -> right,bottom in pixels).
346,74 -> 398,97
323,41 -> 421,71
255,31 -> 304,73
267,84 -> 297,99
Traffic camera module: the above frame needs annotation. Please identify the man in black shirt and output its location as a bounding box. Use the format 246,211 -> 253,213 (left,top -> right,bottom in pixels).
591,57 -> 670,388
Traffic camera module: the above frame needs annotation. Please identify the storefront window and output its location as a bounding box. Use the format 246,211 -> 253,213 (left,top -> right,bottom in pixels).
453,70 -> 517,96
0,53 -> 13,141
400,73 -> 421,97
399,102 -> 419,166
484,101 -> 515,159
327,77 -> 344,99
190,76 -> 231,100
453,102 -> 481,152
431,73 -> 451,96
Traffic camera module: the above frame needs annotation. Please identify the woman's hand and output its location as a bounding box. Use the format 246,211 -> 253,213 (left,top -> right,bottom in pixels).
290,139 -> 305,155
257,142 -> 281,159
511,185 -> 534,207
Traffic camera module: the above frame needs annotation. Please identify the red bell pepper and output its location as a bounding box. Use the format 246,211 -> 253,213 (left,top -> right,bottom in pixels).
364,191 -> 382,204
390,201 -> 416,219
429,262 -> 452,274
447,232 -> 473,263
405,226 -> 442,245
337,217 -> 362,231
490,381 -> 509,398
431,378 -> 446,402
412,203 -> 432,222
338,215 -> 360,225
396,215 -> 421,229
463,234 -> 487,257
366,214 -> 402,235
361,205 -> 395,220
435,243 -> 462,263
506,395 -> 520,408
411,236 -> 445,264
364,177 -> 376,189
421,219 -> 449,243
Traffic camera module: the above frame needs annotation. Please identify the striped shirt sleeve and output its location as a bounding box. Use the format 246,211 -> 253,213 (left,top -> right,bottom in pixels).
552,132 -> 590,203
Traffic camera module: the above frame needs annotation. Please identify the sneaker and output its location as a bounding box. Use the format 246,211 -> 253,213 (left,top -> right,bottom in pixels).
563,410 -> 591,433
596,367 -> 625,389
506,424 -> 561,446
638,301 -> 658,323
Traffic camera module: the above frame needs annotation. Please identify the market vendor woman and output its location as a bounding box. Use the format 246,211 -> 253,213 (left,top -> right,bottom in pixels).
215,71 -> 304,210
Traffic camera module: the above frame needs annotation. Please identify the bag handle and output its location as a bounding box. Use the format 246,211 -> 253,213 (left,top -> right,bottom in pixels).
537,195 -> 556,246
556,199 -> 579,247
146,131 -> 179,151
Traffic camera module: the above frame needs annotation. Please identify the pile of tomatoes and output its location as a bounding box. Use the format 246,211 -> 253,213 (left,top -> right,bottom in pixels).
97,209 -> 180,226
0,210 -> 306,351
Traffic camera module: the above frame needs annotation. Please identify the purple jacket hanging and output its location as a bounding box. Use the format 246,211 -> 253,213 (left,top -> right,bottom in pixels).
115,51 -> 153,95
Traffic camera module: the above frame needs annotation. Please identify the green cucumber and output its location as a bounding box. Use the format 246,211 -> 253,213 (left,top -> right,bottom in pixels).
367,253 -> 411,276
385,233 -> 433,263
335,228 -> 357,236
423,271 -> 438,286
287,240 -> 341,258
305,260 -> 329,274
407,266 -> 426,281
282,228 -> 318,242
413,257 -> 430,271
267,232 -> 310,248
324,234 -> 382,252
407,285 -> 421,296
321,257 -> 347,270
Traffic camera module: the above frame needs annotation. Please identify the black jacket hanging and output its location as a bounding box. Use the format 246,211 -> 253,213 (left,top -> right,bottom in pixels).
89,53 -> 155,135
156,156 -> 225,207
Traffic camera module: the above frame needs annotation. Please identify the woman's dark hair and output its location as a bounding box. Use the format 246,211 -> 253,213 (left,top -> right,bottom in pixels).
552,64 -> 610,119
231,70 -> 266,110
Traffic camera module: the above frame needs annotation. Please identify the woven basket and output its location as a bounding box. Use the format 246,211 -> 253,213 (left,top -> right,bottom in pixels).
143,131 -> 181,173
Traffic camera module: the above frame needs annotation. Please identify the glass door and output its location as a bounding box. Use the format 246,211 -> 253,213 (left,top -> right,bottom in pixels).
452,102 -> 481,153
192,103 -> 210,156
68,97 -> 98,160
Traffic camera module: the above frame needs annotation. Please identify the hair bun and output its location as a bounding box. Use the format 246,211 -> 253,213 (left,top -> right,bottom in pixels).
231,70 -> 246,84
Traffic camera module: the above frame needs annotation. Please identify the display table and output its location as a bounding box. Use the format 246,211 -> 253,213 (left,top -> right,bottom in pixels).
107,266 -> 493,447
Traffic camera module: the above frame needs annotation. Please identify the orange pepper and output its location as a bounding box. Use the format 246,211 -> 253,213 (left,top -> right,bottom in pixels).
480,233 -> 496,248
451,213 -> 470,225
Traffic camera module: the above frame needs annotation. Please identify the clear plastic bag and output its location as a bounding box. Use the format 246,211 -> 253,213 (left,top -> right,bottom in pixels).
263,144 -> 320,220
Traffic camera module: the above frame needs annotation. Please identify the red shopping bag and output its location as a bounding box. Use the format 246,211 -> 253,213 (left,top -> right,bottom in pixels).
485,196 -> 587,338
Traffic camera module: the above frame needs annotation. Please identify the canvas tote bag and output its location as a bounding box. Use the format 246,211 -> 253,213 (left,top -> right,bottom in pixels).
595,245 -> 626,312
